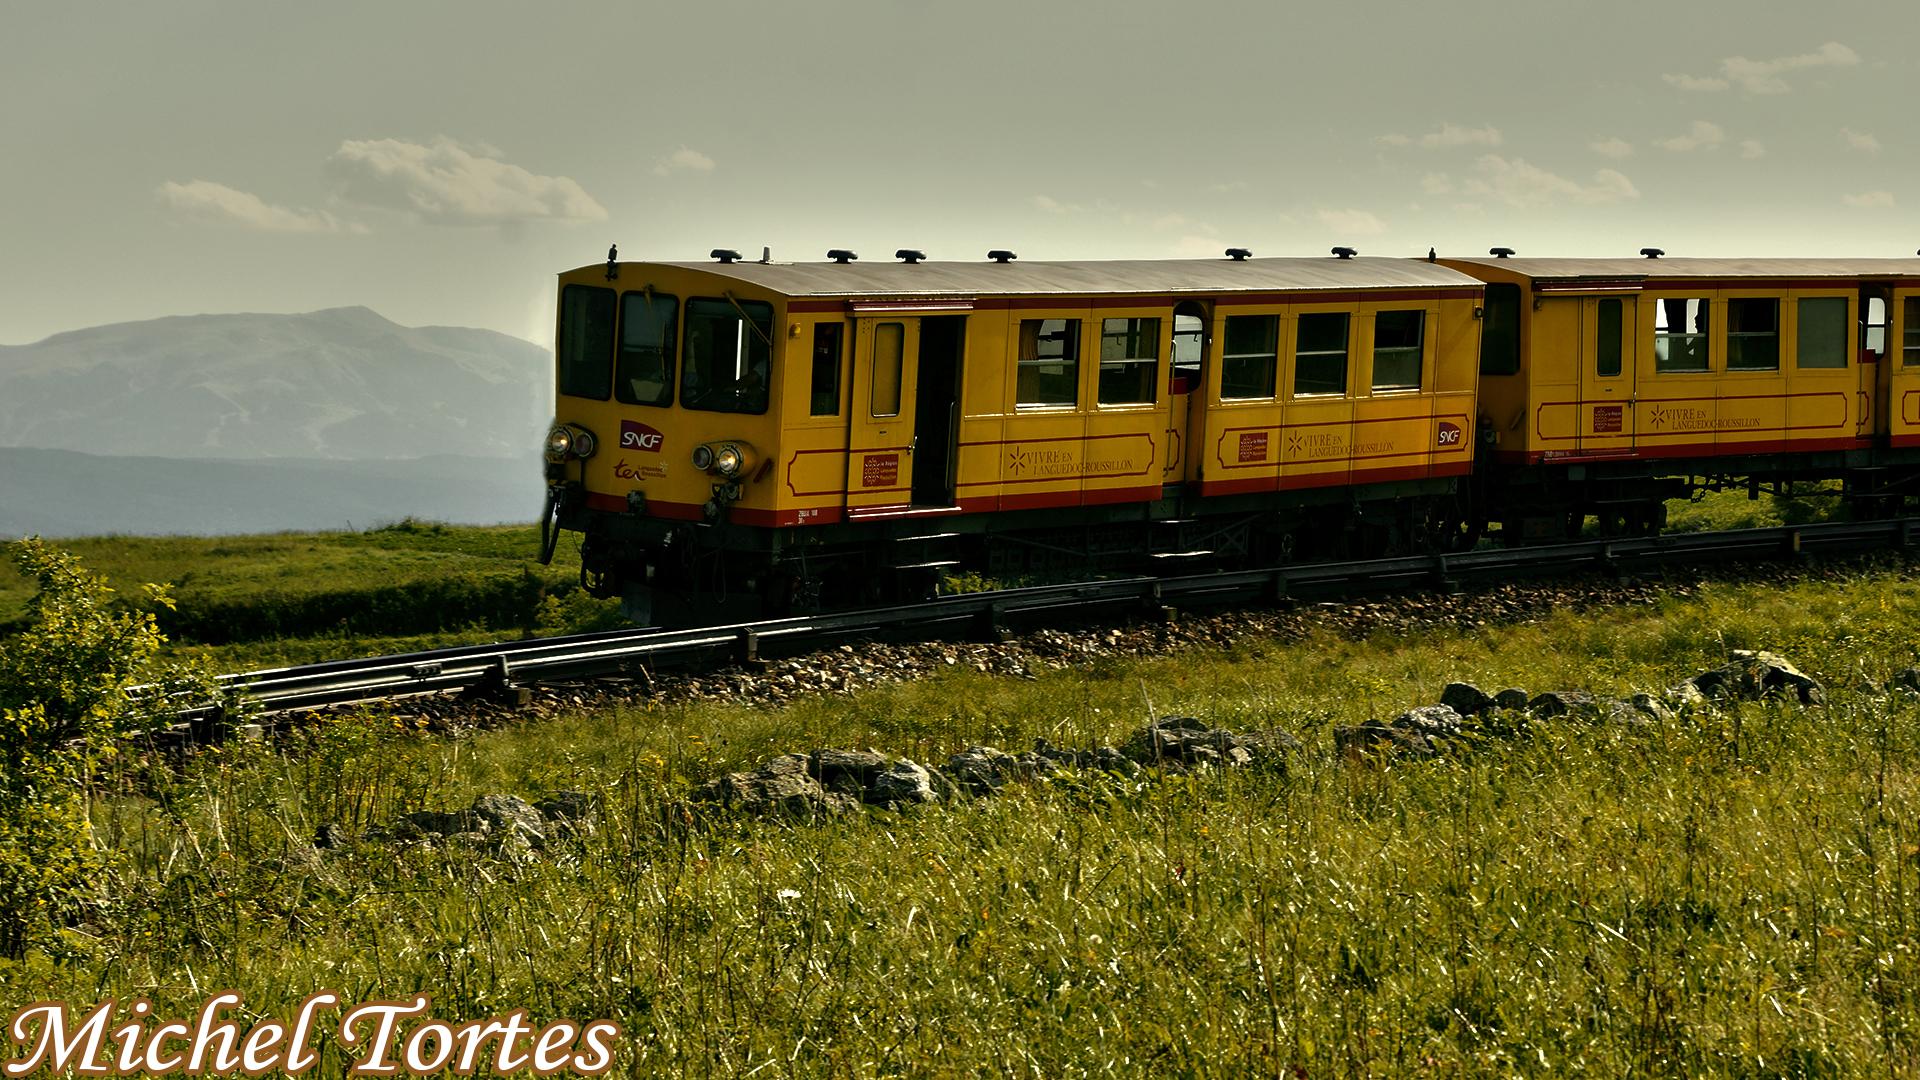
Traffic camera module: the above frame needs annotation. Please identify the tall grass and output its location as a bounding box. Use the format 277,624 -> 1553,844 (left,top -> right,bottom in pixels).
6,566 -> 1920,1075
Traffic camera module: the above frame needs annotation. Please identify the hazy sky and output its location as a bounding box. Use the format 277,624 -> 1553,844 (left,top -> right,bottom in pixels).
3,1 -> 1914,347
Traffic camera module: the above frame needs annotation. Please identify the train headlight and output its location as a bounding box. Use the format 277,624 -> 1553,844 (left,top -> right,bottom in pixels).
544,425 -> 574,463
571,427 -> 597,459
694,440 -> 758,478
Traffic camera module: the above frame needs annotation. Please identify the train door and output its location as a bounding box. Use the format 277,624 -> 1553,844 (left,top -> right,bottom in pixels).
912,316 -> 965,505
1168,301 -> 1209,485
845,318 -> 920,511
1577,295 -> 1636,453
1862,289 -> 1892,441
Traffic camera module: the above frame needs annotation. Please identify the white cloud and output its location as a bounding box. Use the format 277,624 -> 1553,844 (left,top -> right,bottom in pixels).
1375,122 -> 1502,149
1656,120 -> 1726,152
1589,136 -> 1635,159
1463,156 -> 1638,208
653,146 -> 716,176
1841,128 -> 1881,153
1420,172 -> 1455,195
1316,208 -> 1387,236
1668,41 -> 1860,95
156,179 -> 352,233
1844,190 -> 1895,208
1032,194 -> 1081,214
1662,73 -> 1729,92
1739,139 -> 1767,159
328,137 -> 606,225
1150,212 -> 1191,230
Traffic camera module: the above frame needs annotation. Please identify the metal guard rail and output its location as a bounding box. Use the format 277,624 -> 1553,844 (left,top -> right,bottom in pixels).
173,516 -> 1916,725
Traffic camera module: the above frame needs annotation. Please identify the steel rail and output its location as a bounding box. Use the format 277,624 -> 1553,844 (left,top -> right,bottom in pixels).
171,516 -> 1916,731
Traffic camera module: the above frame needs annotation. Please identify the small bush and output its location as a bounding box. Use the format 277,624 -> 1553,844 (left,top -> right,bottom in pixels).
0,539 -> 212,957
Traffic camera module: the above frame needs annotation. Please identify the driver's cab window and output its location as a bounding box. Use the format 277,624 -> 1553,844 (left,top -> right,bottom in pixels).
681,297 -> 773,415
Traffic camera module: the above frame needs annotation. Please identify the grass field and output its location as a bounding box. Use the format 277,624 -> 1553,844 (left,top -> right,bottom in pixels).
4,556 -> 1920,1076
0,485 -> 1853,674
0,520 -> 607,669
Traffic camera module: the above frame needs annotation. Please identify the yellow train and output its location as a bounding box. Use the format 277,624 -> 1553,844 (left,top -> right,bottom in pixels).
538,246 -> 1920,623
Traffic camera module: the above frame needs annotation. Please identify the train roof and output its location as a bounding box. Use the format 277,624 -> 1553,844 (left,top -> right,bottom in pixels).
1443,256 -> 1920,281
585,257 -> 1483,298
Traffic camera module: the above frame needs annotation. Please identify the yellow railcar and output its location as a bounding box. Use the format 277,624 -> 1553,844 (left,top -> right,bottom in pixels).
1439,254 -> 1920,537
541,250 -> 1484,622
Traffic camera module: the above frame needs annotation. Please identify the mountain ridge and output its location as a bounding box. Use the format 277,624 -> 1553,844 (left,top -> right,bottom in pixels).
0,307 -> 552,461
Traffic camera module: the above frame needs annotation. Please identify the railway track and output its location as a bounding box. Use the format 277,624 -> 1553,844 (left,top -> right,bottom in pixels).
172,517 -> 1920,737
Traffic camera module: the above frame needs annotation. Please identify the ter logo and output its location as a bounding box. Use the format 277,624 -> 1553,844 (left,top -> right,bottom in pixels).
620,420 -> 665,453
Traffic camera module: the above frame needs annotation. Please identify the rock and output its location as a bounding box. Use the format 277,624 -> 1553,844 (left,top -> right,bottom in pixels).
1527,691 -> 1597,718
695,753 -> 859,818
1439,682 -> 1493,716
1123,717 -> 1297,770
1627,692 -> 1673,722
1033,738 -> 1148,778
811,748 -> 891,786
472,794 -> 546,845
1334,704 -> 1462,758
944,745 -> 1023,794
1889,667 -> 1920,693
1492,688 -> 1531,711
868,759 -> 940,806
1394,705 -> 1464,738
1685,650 -> 1825,706
313,822 -> 347,850
1667,681 -> 1709,708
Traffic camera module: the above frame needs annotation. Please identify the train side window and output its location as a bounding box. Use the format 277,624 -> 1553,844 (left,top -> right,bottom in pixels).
1294,312 -> 1350,396
1097,317 -> 1159,405
1797,298 -> 1849,369
1726,298 -> 1780,371
1220,314 -> 1277,399
1478,284 -> 1521,375
1863,297 -> 1888,360
810,323 -> 843,415
681,297 -> 774,414
1371,309 -> 1424,391
1654,298 -> 1710,373
557,284 -> 615,400
1906,298 -> 1920,365
1171,312 -> 1204,393
614,291 -> 677,406
871,322 -> 903,417
1596,299 -> 1622,377
1016,318 -> 1080,408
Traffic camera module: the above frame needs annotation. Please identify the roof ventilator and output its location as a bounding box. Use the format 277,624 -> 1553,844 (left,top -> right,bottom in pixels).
827,249 -> 857,264
896,249 -> 925,264
1490,247 -> 1515,258
987,249 -> 1017,263
1225,247 -> 1251,261
1641,247 -> 1664,259
1332,247 -> 1357,259
711,249 -> 741,264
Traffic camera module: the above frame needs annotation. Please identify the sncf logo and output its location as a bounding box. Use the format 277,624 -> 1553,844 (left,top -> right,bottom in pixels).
1436,421 -> 1463,447
620,420 -> 665,453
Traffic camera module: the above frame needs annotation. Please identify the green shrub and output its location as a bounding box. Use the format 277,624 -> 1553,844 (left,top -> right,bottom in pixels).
0,539 -> 212,958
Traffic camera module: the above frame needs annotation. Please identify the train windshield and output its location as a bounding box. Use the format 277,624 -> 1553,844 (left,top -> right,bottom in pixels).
556,285 -> 615,399
681,297 -> 774,414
